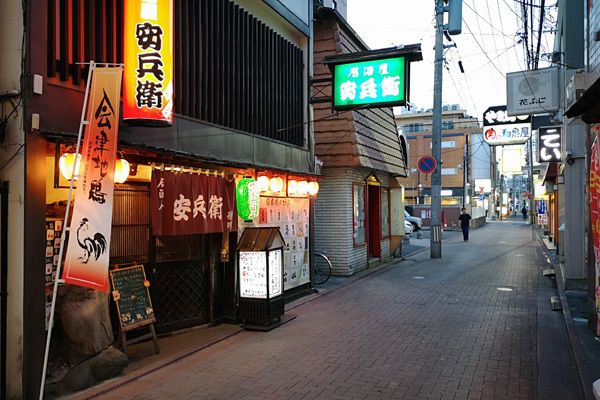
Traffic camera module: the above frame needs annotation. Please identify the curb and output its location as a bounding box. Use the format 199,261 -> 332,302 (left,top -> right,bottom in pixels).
537,236 -> 595,400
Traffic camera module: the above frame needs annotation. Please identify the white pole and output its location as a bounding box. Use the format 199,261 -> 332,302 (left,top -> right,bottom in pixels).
39,61 -> 96,400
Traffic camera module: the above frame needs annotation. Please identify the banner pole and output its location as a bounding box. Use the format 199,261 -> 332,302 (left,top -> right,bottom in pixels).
39,61 -> 96,400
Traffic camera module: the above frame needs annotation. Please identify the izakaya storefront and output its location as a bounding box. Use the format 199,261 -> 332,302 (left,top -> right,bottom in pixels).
47,144 -> 317,335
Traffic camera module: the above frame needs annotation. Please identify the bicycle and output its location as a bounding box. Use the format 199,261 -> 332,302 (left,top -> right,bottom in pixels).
313,252 -> 332,286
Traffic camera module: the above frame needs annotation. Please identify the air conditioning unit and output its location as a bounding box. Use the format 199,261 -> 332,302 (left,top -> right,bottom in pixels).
566,71 -> 600,109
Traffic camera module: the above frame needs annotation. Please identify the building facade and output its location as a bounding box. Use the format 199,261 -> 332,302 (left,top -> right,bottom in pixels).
311,6 -> 418,275
0,0 -> 317,398
395,107 -> 480,207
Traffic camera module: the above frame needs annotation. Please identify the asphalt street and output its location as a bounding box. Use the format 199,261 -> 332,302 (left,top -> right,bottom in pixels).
67,220 -> 592,400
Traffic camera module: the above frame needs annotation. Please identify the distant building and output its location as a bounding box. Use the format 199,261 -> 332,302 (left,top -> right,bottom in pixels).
395,106 -> 484,206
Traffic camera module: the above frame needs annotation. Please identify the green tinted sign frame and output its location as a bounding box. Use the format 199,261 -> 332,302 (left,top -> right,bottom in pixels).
332,57 -> 407,110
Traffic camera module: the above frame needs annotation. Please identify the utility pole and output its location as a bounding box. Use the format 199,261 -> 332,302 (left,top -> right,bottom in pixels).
463,135 -> 469,207
528,134 -> 535,239
430,0 -> 444,258
431,0 -> 461,258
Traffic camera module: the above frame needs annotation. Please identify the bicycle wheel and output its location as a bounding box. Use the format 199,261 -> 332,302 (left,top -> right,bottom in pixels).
313,253 -> 332,285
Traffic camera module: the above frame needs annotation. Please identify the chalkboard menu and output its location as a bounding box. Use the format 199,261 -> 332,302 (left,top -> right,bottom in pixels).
109,265 -> 155,331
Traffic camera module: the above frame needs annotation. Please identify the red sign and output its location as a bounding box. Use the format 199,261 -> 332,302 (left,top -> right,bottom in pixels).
123,0 -> 174,125
63,67 -> 123,292
417,156 -> 437,174
590,140 -> 600,336
151,170 -> 237,236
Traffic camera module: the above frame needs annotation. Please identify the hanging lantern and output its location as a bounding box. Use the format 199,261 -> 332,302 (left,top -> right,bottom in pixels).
308,181 -> 319,196
59,152 -> 82,181
297,180 -> 309,196
269,177 -> 284,193
257,175 -> 270,192
237,178 -> 260,221
114,158 -> 130,184
287,179 -> 297,195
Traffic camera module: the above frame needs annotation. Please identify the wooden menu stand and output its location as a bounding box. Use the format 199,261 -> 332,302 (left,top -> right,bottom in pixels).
118,321 -> 159,356
109,265 -> 160,357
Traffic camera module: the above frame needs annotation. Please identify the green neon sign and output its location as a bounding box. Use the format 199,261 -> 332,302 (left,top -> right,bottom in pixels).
333,57 -> 406,110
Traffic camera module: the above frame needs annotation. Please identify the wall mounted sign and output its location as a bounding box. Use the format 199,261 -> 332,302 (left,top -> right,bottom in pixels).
332,57 -> 407,110
506,67 -> 559,116
124,0 -> 174,125
538,126 -> 562,163
501,148 -> 522,173
482,106 -> 531,146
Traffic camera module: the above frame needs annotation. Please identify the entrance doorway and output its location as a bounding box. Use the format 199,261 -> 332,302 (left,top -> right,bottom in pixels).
367,183 -> 381,262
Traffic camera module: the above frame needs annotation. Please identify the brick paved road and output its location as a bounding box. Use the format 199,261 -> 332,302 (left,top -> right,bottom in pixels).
95,222 -> 568,399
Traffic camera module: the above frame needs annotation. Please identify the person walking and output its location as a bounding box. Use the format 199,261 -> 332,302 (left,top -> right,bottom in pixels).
458,207 -> 472,242
521,206 -> 527,221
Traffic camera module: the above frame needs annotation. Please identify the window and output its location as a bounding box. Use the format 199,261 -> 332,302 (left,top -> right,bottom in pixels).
442,121 -> 455,130
381,188 -> 389,238
441,168 -> 457,175
353,184 -> 366,245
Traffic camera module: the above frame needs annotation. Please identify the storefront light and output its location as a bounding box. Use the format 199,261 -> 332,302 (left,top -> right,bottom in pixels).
114,158 -> 130,184
297,180 -> 308,195
270,177 -> 284,193
287,179 -> 297,195
308,181 -> 319,196
59,152 -> 81,181
59,152 -> 130,183
237,178 -> 261,221
257,175 -> 270,192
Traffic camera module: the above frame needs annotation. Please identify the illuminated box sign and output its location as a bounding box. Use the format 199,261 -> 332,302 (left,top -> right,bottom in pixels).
538,126 -> 562,163
124,0 -> 174,126
482,106 -> 531,146
333,57 -> 407,110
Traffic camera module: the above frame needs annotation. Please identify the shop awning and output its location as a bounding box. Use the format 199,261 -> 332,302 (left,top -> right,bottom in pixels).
541,162 -> 558,185
564,76 -> 600,123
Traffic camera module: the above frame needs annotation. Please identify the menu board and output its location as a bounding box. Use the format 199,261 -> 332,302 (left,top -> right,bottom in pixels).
45,218 -> 63,284
109,265 -> 156,331
240,197 -> 310,290
268,249 -> 283,297
239,251 -> 268,299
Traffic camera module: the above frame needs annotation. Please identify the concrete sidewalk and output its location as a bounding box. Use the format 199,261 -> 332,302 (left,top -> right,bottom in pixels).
56,220 -> 598,399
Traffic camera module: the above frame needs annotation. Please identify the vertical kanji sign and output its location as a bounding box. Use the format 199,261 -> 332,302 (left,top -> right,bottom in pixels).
590,139 -> 600,336
63,67 -> 123,292
123,0 -> 173,125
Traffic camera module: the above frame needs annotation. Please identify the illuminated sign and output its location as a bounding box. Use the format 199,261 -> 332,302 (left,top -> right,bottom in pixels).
124,0 -> 173,126
333,57 -> 407,110
482,106 -> 531,145
538,126 -> 562,163
501,148 -> 522,173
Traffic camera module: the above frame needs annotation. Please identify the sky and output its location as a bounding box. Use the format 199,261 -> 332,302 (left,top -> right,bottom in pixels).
345,0 -> 556,122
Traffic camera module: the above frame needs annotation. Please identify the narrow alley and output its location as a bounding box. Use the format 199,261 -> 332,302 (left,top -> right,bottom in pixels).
66,221 -> 591,400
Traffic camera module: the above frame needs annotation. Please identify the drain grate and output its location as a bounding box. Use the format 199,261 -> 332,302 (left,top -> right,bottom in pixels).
550,296 -> 562,311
